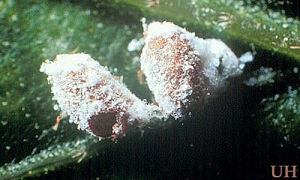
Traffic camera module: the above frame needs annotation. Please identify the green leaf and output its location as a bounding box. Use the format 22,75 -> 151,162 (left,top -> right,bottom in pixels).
1,0 -> 299,179
109,0 -> 300,60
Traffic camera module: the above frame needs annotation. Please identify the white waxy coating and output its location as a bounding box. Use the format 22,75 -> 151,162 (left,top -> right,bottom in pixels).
40,21 -> 252,139
41,53 -> 153,138
141,21 -> 243,118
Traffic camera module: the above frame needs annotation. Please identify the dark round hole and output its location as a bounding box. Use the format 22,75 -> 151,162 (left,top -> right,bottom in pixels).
88,111 -> 117,138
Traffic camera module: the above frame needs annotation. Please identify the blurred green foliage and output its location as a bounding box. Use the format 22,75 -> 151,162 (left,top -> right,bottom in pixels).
261,86 -> 300,148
